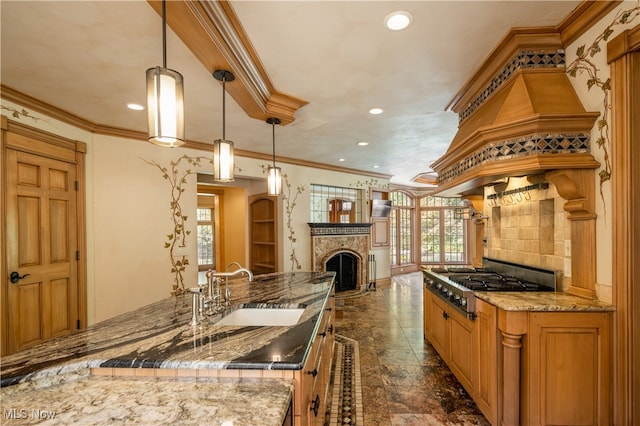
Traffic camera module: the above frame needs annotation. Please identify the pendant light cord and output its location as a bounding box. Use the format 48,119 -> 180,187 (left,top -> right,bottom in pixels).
161,0 -> 167,68
222,76 -> 226,140
272,123 -> 276,167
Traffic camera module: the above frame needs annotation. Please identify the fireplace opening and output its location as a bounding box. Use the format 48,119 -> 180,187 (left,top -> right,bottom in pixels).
326,252 -> 358,292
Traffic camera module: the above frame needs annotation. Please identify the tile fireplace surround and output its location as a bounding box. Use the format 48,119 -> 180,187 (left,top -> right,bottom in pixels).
308,223 -> 372,292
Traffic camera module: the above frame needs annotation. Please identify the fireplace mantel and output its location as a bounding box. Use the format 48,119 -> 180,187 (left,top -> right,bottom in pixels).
307,223 -> 372,236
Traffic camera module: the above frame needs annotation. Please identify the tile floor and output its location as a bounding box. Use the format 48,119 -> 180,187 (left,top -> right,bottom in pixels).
334,272 -> 490,426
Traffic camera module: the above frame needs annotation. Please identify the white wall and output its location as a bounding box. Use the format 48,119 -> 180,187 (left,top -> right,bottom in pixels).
1,99 -> 391,324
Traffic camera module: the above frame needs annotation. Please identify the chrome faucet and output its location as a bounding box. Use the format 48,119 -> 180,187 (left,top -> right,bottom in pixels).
208,267 -> 254,307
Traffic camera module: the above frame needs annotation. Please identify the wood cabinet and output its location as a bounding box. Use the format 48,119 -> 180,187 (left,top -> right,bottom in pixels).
519,311 -> 611,426
249,195 -> 278,275
424,290 -> 475,394
474,298 -> 499,425
297,293 -> 335,426
369,188 -> 390,248
424,290 -> 611,426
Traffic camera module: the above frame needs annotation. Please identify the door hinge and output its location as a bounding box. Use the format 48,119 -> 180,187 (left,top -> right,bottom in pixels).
76,250 -> 80,261
75,180 -> 79,191
77,319 -> 81,329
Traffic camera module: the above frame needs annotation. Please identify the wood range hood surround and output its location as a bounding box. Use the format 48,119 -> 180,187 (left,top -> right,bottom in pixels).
432,29 -> 602,299
431,30 -> 600,197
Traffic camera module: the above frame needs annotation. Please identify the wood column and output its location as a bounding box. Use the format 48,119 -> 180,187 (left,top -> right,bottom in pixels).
501,331 -> 523,426
545,169 -> 597,298
607,25 -> 640,426
498,310 -> 528,426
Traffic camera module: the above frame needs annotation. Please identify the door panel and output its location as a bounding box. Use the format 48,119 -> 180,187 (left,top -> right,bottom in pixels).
5,148 -> 78,354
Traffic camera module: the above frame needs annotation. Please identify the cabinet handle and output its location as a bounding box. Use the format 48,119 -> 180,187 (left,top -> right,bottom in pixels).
318,332 -> 326,337
306,369 -> 318,377
325,307 -> 332,311
310,394 -> 320,416
442,311 -> 449,320
328,325 -> 334,335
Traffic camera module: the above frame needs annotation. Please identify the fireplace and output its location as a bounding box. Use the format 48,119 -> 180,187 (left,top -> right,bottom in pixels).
308,223 -> 372,292
326,252 -> 358,292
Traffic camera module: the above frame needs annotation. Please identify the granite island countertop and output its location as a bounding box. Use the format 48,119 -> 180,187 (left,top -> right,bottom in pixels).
1,271 -> 335,387
1,372 -> 294,426
474,290 -> 615,312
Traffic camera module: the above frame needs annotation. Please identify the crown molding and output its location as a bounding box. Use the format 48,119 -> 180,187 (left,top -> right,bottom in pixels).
558,0 -> 622,46
1,85 -> 95,132
148,0 -> 308,125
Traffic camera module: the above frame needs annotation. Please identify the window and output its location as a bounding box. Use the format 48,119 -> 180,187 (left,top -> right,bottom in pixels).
419,196 -> 467,264
310,184 -> 363,223
389,191 -> 415,267
196,194 -> 216,271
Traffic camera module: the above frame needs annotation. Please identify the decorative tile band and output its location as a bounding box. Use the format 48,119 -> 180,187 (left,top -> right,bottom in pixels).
437,133 -> 590,184
308,223 -> 372,236
459,49 -> 565,123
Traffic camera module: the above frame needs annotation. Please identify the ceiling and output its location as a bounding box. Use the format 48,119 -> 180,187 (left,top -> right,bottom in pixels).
1,0 -> 582,188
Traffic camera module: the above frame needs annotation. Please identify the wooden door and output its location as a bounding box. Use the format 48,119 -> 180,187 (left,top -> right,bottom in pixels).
3,126 -> 82,355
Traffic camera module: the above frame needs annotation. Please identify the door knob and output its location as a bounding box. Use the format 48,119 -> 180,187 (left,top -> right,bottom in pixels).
10,272 -> 30,284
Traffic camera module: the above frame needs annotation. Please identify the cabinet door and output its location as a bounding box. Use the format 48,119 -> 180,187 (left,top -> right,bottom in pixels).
474,299 -> 498,425
449,309 -> 474,394
525,312 -> 611,426
429,296 -> 450,360
371,218 -> 390,247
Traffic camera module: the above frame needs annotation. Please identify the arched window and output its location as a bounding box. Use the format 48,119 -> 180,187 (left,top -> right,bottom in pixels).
389,191 -> 415,268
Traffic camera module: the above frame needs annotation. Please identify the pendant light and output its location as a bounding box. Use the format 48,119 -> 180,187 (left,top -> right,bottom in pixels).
266,118 -> 282,196
146,0 -> 185,147
212,70 -> 235,182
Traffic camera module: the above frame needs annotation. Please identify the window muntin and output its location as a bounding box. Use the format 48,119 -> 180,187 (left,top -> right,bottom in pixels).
420,196 -> 467,265
390,191 -> 415,267
310,184 -> 362,223
197,207 -> 214,269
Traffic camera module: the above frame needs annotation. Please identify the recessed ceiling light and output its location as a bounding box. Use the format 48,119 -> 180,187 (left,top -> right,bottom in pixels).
373,165 -> 379,169
127,103 -> 144,111
338,158 -> 345,162
384,11 -> 413,31
369,108 -> 383,115
357,141 -> 369,146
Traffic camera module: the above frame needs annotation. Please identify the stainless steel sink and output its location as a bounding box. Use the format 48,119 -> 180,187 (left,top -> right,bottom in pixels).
214,307 -> 305,327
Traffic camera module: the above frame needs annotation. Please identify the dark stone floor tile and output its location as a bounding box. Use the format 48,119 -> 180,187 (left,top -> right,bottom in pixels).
375,348 -> 420,366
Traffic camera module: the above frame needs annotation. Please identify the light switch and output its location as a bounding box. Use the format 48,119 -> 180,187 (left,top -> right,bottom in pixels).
564,240 -> 571,257
564,258 -> 571,277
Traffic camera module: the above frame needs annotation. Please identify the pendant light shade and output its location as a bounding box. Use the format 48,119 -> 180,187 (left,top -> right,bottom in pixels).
212,70 -> 235,182
213,138 -> 234,182
266,118 -> 282,196
267,165 -> 282,196
146,0 -> 185,147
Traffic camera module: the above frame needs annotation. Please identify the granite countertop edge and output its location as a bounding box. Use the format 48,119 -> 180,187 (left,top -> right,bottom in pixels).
474,291 -> 616,312
1,271 -> 336,388
1,369 -> 295,426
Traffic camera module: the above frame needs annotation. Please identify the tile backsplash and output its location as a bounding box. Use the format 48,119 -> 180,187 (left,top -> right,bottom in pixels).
483,177 -> 570,290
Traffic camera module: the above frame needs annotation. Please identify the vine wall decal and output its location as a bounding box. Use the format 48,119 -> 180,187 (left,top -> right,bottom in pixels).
142,155 -> 213,295
282,173 -> 305,271
566,4 -> 640,201
1,105 -> 46,123
349,178 -> 390,189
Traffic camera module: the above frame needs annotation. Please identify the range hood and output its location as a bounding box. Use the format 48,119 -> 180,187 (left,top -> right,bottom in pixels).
430,30 -> 600,197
